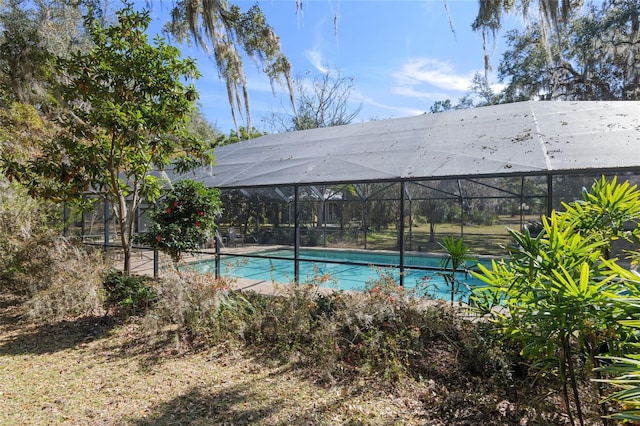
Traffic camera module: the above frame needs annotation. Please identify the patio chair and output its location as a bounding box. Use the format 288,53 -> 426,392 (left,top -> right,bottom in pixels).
228,227 -> 244,246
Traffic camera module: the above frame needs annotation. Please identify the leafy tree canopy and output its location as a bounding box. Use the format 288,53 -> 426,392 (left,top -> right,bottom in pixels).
2,2 -> 213,274
470,0 -> 579,73
499,0 -> 640,101
164,0 -> 295,132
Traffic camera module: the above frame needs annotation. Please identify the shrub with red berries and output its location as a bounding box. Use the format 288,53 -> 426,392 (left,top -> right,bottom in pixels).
136,179 -> 221,264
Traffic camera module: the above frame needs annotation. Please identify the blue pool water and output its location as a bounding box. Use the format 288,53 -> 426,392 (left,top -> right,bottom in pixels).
192,249 -> 486,301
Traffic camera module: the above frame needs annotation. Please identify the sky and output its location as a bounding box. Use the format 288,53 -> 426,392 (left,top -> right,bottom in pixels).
145,1 -> 523,133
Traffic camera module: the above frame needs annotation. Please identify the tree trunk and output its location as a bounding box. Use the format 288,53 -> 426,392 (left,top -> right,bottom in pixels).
114,191 -> 133,276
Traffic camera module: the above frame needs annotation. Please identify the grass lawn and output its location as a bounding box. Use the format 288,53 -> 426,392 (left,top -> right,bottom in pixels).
0,294 -> 463,425
0,289 -> 576,425
349,215 -> 538,256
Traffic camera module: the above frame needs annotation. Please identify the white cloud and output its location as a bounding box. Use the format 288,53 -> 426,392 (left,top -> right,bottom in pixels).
390,86 -> 454,102
304,48 -> 330,74
355,91 -> 426,118
392,58 -> 476,94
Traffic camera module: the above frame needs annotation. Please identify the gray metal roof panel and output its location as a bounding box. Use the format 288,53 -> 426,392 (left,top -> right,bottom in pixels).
195,101 -> 640,188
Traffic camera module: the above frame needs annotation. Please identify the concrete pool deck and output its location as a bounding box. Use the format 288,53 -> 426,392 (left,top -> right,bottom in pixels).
112,244 -> 479,320
116,245 -> 295,296
118,246 -> 465,299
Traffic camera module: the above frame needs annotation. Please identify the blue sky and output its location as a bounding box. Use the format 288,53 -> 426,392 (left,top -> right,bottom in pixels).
146,1 -> 522,133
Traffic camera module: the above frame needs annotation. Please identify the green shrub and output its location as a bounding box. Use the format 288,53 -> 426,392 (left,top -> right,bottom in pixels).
471,176 -> 640,424
103,270 -> 157,317
239,272 -> 515,384
135,179 -> 220,265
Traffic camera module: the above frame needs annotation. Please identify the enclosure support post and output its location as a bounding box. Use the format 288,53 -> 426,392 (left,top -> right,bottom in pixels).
81,210 -> 85,239
63,202 -> 69,237
457,180 -> 464,238
546,174 -> 553,217
215,214 -> 221,280
294,185 -> 300,284
406,187 -> 412,251
363,199 -> 368,250
520,176 -> 525,231
322,198 -> 327,247
399,181 -> 406,287
153,248 -> 159,279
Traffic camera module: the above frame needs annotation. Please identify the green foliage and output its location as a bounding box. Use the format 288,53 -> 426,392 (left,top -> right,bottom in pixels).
145,267 -> 514,387
142,270 -> 254,349
439,235 -> 475,304
595,263 -> 640,420
0,4 -> 55,105
217,127 -> 265,146
136,179 -> 220,264
1,3 -> 214,274
471,176 -> 640,425
563,176 -> 640,258
429,99 -> 453,114
103,270 -> 156,317
186,107 -> 222,150
499,0 -> 640,101
181,279 -> 252,346
166,1 -> 293,131
0,103 -> 55,160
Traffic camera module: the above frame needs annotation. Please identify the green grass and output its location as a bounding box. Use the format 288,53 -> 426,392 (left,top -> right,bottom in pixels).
353,215 -> 536,255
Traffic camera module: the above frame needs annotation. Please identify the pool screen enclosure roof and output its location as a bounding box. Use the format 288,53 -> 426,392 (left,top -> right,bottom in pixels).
185,101 -> 640,189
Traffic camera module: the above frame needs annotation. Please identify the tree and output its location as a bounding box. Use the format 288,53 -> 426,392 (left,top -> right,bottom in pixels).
467,72 -> 500,106
0,4 -> 53,105
218,126 -> 265,146
428,99 -> 452,114
428,72 -> 500,112
439,235 -> 474,305
0,0 -> 293,132
136,179 -> 220,265
497,27 -> 552,102
267,70 -> 362,133
187,106 -> 222,149
2,3 -> 214,275
498,0 -> 640,101
0,102 -> 55,161
0,0 -> 96,108
166,0 -> 580,121
471,0 -> 580,74
164,1 -> 294,132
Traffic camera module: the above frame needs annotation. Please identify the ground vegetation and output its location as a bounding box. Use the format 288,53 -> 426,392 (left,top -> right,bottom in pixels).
2,4 -> 214,275
2,178 -> 640,425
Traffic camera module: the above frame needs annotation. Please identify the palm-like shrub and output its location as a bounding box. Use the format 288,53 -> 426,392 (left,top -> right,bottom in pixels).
439,235 -> 475,304
471,176 -> 640,425
596,262 -> 640,422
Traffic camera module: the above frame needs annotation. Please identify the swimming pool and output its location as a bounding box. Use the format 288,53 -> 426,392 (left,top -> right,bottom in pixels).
191,248 -> 486,301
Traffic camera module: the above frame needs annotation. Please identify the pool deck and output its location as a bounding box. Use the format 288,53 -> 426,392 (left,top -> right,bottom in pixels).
110,244 -> 479,319
117,245 -> 291,296
115,244 -> 480,302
